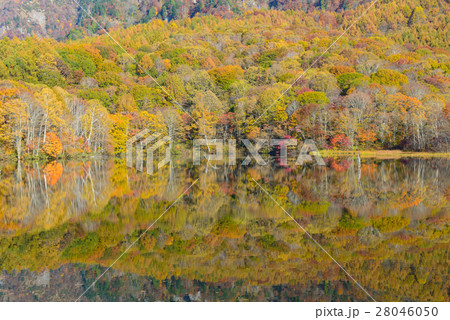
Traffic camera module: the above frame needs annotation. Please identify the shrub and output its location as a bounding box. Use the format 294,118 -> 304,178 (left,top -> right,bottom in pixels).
62,233 -> 99,259
338,209 -> 365,230
329,65 -> 356,76
208,65 -> 244,90
373,216 -> 410,233
336,72 -> 366,94
370,69 -> 408,87
297,91 -> 329,106
93,71 -> 122,87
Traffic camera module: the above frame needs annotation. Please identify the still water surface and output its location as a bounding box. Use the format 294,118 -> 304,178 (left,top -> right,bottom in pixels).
0,157 -> 448,301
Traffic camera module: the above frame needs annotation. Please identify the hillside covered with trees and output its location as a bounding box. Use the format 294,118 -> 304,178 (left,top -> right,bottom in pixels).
0,0 -> 449,160
5,0 -> 443,40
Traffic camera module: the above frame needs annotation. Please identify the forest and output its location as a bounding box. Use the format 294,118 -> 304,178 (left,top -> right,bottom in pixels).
0,0 -> 449,161
3,0 -> 439,40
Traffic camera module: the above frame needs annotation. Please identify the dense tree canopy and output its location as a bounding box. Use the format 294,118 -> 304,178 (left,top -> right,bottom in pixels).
0,1 -> 449,160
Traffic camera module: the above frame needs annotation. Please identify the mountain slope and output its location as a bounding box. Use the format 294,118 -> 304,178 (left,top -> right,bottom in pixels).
1,0 -> 372,40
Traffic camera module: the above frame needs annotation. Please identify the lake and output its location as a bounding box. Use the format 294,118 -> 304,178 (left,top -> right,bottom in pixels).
0,156 -> 448,301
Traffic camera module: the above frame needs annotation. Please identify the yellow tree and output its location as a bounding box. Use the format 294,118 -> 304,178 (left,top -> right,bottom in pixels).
191,95 -> 217,139
140,111 -> 167,135
138,54 -> 154,76
81,100 -> 110,153
116,93 -> 138,113
109,114 -> 129,154
34,88 -> 65,154
0,99 -> 29,159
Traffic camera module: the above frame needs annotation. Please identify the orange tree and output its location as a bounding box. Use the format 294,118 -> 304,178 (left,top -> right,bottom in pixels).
43,132 -> 63,158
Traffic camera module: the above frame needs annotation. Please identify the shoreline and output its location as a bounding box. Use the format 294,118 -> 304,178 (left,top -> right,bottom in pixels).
317,150 -> 450,158
1,150 -> 450,165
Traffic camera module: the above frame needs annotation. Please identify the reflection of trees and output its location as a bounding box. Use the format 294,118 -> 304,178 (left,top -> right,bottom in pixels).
1,158 -> 447,232
274,158 -> 448,222
0,160 -> 113,231
0,158 -> 448,301
69,160 -> 111,217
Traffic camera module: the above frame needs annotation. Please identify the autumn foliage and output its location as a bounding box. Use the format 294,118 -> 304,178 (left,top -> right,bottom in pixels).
0,3 -> 448,157
42,133 -> 63,158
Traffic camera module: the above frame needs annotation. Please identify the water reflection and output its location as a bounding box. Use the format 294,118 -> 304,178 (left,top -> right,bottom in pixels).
0,157 -> 448,301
